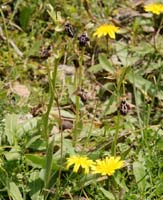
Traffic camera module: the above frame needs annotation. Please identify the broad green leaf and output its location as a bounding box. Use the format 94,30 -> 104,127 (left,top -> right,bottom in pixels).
156,182 -> 163,196
26,152 -> 58,171
127,70 -> 153,94
88,54 -> 115,74
3,147 -> 20,161
98,54 -> 115,73
25,154 -> 46,169
88,64 -> 103,73
114,171 -> 128,191
9,182 -> 23,200
5,114 -> 19,145
29,170 -> 44,200
54,139 -> 75,158
25,135 -> 42,149
17,117 -> 39,137
132,41 -> 155,56
63,139 -> 75,155
0,166 -> 8,186
156,137 -> 163,151
115,41 -> 138,66
27,41 -> 42,57
19,7 -> 33,30
50,109 -> 75,119
117,67 -> 130,89
121,147 -> 131,159
25,149 -> 59,172
103,93 -> 117,116
133,161 -> 146,191
115,41 -> 128,66
26,138 -> 46,151
44,137 -> 56,188
64,4 -> 76,15
99,187 -> 115,200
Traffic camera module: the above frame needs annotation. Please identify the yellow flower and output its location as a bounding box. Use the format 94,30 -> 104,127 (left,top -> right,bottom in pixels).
93,24 -> 119,39
144,3 -> 163,15
66,155 -> 94,174
91,156 -> 124,176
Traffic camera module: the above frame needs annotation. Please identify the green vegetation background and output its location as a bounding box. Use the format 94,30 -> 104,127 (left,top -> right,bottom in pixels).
0,0 -> 163,199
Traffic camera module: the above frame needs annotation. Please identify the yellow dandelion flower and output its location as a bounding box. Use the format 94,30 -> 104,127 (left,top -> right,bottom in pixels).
93,24 -> 119,39
66,155 -> 94,174
144,3 -> 163,15
91,156 -> 124,176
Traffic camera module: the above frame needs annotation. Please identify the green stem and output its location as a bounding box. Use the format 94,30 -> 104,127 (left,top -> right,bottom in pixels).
106,35 -> 109,55
111,111 -> 120,156
73,68 -> 80,145
73,48 -> 85,145
132,69 -> 144,140
43,58 -> 59,193
55,94 -> 63,196
84,100 -> 98,150
43,59 -> 58,146
111,73 -> 121,156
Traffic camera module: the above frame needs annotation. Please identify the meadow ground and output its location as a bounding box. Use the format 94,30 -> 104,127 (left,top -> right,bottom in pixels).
1,0 -> 163,199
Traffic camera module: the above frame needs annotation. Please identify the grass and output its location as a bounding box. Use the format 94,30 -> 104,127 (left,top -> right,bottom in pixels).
1,0 -> 163,199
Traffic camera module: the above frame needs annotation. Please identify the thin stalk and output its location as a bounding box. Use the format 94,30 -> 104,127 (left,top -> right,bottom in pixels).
122,81 -> 126,96
132,70 -> 144,139
84,100 -> 98,150
111,74 -> 121,156
73,68 -> 80,145
73,48 -> 85,145
43,58 -> 59,193
43,59 -> 58,146
106,35 -> 109,55
111,111 -> 120,156
55,93 -> 63,197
